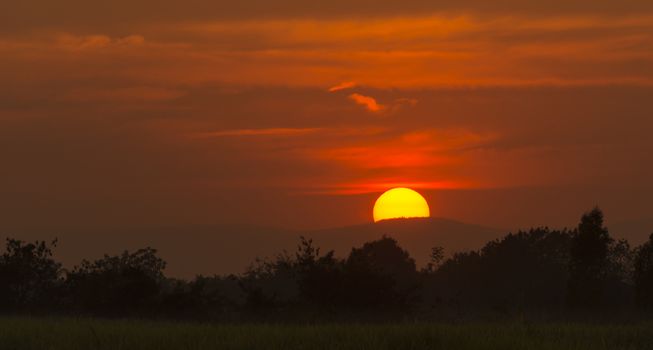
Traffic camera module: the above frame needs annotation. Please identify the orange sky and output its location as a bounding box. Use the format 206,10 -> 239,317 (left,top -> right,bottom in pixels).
1,1 -> 653,233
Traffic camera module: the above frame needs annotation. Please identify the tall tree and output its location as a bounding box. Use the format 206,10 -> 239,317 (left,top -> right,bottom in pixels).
634,233 -> 653,308
567,207 -> 613,308
294,237 -> 342,307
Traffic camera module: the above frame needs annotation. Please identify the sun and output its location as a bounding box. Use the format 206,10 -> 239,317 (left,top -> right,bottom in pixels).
373,187 -> 430,222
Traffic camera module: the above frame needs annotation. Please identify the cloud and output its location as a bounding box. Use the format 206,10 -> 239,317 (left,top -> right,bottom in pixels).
345,94 -> 417,113
328,81 -> 356,92
348,93 -> 384,112
65,86 -> 185,102
192,128 -> 322,137
3,15 -> 653,90
307,129 -> 498,169
191,127 -> 384,139
56,34 -> 145,50
306,180 -> 477,195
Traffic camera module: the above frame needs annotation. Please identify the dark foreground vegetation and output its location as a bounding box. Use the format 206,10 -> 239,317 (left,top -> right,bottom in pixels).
4,317 -> 653,350
2,207 -> 653,321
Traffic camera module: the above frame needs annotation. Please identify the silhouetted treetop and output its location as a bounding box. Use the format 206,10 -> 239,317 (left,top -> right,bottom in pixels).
634,233 -> 653,308
567,207 -> 625,308
0,238 -> 62,311
347,236 -> 416,277
65,248 -> 166,316
426,227 -> 572,308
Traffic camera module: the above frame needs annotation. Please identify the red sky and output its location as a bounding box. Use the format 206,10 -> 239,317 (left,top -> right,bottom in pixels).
1,0 -> 653,233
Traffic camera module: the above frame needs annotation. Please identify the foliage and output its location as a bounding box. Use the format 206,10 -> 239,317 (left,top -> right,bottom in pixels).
0,239 -> 62,312
343,236 -> 419,308
65,248 -> 166,316
425,227 -> 572,309
1,207 -> 652,319
293,237 -> 342,307
424,246 -> 445,273
239,236 -> 419,310
634,234 -> 653,307
566,207 -> 630,308
159,275 -> 239,319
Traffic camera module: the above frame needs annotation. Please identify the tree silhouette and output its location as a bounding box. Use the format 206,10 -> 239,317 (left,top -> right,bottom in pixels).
238,237 -> 343,310
65,248 -> 166,316
426,227 -> 572,309
567,207 -> 613,308
343,236 -> 419,308
159,275 -> 233,319
634,233 -> 653,308
0,239 -> 62,312
293,237 -> 342,307
0,206 -> 645,319
424,246 -> 445,273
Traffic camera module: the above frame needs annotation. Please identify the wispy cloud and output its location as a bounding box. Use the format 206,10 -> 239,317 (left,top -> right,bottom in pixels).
64,86 -> 185,102
56,34 -> 145,50
193,128 -> 322,138
328,81 -> 357,92
305,180 -> 479,195
348,93 -> 384,112
5,15 -> 653,90
307,129 -> 498,169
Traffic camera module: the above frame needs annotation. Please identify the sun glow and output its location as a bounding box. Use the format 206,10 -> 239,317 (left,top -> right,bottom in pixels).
373,187 -> 430,222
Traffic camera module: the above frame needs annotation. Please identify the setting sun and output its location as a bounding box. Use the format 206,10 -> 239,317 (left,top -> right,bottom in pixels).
373,187 -> 430,222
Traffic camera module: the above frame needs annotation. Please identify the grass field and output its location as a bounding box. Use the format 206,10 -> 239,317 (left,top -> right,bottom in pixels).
2,317 -> 653,350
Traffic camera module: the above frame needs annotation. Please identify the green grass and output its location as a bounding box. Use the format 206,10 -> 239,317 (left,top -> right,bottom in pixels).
2,317 -> 653,350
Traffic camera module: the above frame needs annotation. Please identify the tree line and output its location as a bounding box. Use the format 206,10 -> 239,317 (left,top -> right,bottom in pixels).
2,207 -> 653,320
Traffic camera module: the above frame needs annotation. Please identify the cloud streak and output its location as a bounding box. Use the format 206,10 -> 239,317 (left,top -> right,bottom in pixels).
348,93 -> 384,112
328,81 -> 356,92
306,129 -> 499,169
305,180 -> 479,195
193,128 -> 322,137
56,34 -> 145,50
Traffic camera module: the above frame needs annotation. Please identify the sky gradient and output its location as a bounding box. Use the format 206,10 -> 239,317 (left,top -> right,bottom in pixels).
2,1 -> 653,235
